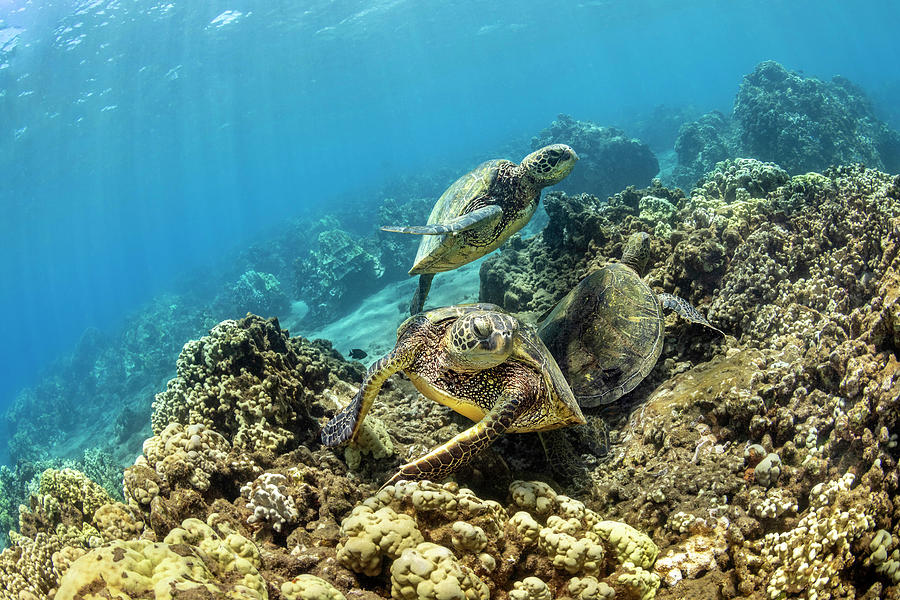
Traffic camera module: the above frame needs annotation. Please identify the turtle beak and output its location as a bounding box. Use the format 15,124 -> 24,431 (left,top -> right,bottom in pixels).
487,330 -> 514,354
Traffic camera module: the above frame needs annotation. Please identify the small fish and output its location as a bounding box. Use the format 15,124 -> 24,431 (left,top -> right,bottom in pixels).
348,348 -> 368,360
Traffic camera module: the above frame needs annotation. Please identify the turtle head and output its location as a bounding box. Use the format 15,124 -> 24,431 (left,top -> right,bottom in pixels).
621,232 -> 651,275
521,144 -> 578,187
445,310 -> 518,372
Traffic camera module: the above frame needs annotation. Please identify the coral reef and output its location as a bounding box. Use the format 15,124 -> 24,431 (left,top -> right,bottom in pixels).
2,139 -> 900,598
479,179 -> 687,317
532,114 -> 659,198
478,161 -> 900,597
295,226 -> 387,323
215,269 -> 292,318
735,61 -> 900,175
295,196 -> 431,326
3,293 -> 217,476
336,479 -> 660,599
56,517 -> 267,599
669,111 -> 740,192
626,104 -> 701,154
151,314 -> 362,453
665,61 -> 900,193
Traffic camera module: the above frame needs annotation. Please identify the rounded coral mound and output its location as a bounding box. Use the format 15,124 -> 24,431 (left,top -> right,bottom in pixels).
55,517 -> 267,600
334,479 -> 660,599
735,60 -> 900,174
151,314 -> 361,453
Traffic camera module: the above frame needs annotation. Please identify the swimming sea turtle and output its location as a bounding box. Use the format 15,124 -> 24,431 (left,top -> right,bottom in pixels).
537,231 -> 724,409
321,303 -> 586,487
383,144 -> 578,315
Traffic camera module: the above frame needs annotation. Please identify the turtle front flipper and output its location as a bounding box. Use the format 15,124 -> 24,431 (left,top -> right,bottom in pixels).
658,293 -> 725,336
321,348 -> 413,447
381,205 -> 502,236
381,389 -> 523,488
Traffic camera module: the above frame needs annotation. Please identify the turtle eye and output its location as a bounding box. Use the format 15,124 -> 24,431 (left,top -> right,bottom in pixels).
472,317 -> 493,339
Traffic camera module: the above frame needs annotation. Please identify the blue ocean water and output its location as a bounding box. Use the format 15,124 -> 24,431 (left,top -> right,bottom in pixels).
0,0 -> 898,464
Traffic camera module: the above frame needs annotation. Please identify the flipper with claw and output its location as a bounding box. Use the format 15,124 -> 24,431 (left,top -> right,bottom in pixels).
381,205 -> 502,236
658,293 -> 725,336
381,387 -> 524,489
321,347 -> 413,447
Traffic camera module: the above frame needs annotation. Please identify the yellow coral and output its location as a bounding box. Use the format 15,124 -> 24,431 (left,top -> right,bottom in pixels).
141,422 -> 230,491
593,520 -> 659,569
337,505 -> 424,576
510,576 -> 552,600
509,480 -> 557,516
390,541 -> 489,600
567,576 -> 615,600
344,413 -> 395,470
39,468 -> 113,522
0,532 -> 65,599
92,502 -> 144,543
538,523 -> 605,576
617,561 -> 661,600
55,518 -> 266,600
451,521 -> 488,553
281,574 -> 346,600
510,511 -> 541,546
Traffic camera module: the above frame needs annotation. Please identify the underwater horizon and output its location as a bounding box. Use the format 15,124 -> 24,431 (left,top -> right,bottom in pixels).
2,1 -> 900,597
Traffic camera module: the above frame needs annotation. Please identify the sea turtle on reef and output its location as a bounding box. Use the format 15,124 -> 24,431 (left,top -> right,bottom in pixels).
321,303 -> 586,487
322,234 -> 723,487
538,231 -> 724,408
383,144 -> 578,315
535,231 -> 724,478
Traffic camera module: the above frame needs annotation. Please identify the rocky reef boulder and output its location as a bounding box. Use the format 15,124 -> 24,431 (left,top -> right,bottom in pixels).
533,114 -> 659,198
294,196 -> 431,327
735,61 -> 900,174
214,269 -> 291,319
151,314 -> 363,454
664,61 -> 900,193
670,111 -> 740,192
295,227 -> 386,325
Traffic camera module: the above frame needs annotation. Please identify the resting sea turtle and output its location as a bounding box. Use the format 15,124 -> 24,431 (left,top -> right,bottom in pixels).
383,144 -> 578,315
537,231 -> 724,409
531,232 -> 724,481
321,303 -> 586,487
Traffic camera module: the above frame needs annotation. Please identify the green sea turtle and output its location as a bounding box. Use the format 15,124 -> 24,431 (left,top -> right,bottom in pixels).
537,231 -> 724,409
383,144 -> 578,315
533,232 -> 723,482
321,303 -> 586,487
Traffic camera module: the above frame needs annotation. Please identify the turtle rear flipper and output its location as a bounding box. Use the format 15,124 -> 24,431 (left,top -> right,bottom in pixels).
381,205 -> 502,236
409,274 -> 435,315
658,293 -> 725,336
539,415 -> 609,487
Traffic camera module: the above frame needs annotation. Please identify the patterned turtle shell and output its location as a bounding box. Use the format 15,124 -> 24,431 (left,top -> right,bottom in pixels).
537,264 -> 664,408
